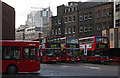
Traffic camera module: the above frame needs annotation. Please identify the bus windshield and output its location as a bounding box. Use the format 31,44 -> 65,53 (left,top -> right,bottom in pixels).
67,37 -> 78,44
95,37 -> 108,44
47,37 -> 60,43
67,49 -> 79,57
46,49 -> 61,57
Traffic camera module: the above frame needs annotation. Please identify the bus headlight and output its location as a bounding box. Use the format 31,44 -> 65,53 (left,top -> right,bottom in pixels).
67,58 -> 69,60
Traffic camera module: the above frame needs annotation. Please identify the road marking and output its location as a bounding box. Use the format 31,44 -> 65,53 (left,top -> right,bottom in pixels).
61,66 -> 71,68
83,66 -> 100,70
89,67 -> 100,70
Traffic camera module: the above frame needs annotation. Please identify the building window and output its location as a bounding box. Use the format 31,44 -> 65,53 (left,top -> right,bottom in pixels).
68,28 -> 71,34
84,25 -> 87,32
55,29 -> 58,35
72,26 -> 75,33
58,19 -> 61,24
97,23 -> 101,31
88,24 -> 92,31
72,7 -> 76,11
72,16 -> 75,22
84,13 -> 87,21
58,28 -> 61,35
110,33 -> 113,41
69,16 -> 71,23
88,12 -> 92,19
108,8 -> 112,16
102,9 -> 106,17
64,17 -> 68,23
65,8 -> 68,12
70,8 -> 72,12
55,19 -> 57,25
79,26 -> 83,32
65,27 -> 67,34
97,10 -> 101,19
79,15 -> 83,22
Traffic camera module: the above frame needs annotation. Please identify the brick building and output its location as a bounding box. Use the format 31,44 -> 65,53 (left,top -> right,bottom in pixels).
51,2 -> 114,38
2,2 -> 15,40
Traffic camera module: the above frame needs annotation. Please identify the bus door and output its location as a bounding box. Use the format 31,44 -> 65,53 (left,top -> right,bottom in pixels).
61,49 -> 66,60
84,45 -> 87,56
21,47 -> 37,72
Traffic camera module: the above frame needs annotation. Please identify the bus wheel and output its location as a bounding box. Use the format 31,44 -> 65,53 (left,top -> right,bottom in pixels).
6,65 -> 18,74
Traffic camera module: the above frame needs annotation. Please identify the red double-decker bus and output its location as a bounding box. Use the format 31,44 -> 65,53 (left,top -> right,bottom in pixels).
0,40 -> 40,74
104,48 -> 120,64
33,36 -> 61,63
79,36 -> 109,63
60,37 -> 80,62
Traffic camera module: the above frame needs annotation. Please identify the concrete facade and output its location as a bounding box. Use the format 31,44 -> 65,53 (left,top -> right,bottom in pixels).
24,27 -> 42,40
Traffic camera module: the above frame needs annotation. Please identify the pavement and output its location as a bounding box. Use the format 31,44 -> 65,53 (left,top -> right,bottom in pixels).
1,62 -> 120,78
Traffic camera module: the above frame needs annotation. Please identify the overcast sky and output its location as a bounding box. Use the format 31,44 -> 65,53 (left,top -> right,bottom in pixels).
2,0 -> 87,28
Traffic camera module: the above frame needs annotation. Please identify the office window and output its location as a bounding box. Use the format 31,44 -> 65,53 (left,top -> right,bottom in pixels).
70,8 -> 72,12
84,13 -> 87,20
79,26 -> 83,32
88,12 -> 92,19
79,15 -> 83,22
65,28 -> 67,34
72,7 -> 76,11
84,25 -> 87,32
55,29 -> 58,35
88,24 -> 92,31
97,10 -> 101,19
72,26 -> 75,33
64,17 -> 68,23
68,28 -> 71,34
65,8 -> 68,12
72,16 -> 75,22
102,9 -> 106,17
52,30 -> 54,35
58,28 -> 61,35
108,8 -> 112,16
69,16 -> 71,23
58,19 -> 61,24
55,19 -> 57,25
97,23 -> 101,31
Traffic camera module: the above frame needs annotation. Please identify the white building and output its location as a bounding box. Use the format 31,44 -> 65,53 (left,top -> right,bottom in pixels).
26,7 -> 53,31
15,25 -> 28,40
24,26 -> 43,40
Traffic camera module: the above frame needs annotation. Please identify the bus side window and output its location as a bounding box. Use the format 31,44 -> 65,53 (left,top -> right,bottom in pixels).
2,46 -> 20,60
23,47 -> 29,59
30,48 -> 36,59
22,47 -> 36,59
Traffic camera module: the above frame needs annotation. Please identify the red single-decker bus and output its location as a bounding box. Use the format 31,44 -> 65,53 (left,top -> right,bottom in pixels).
0,40 -> 40,74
